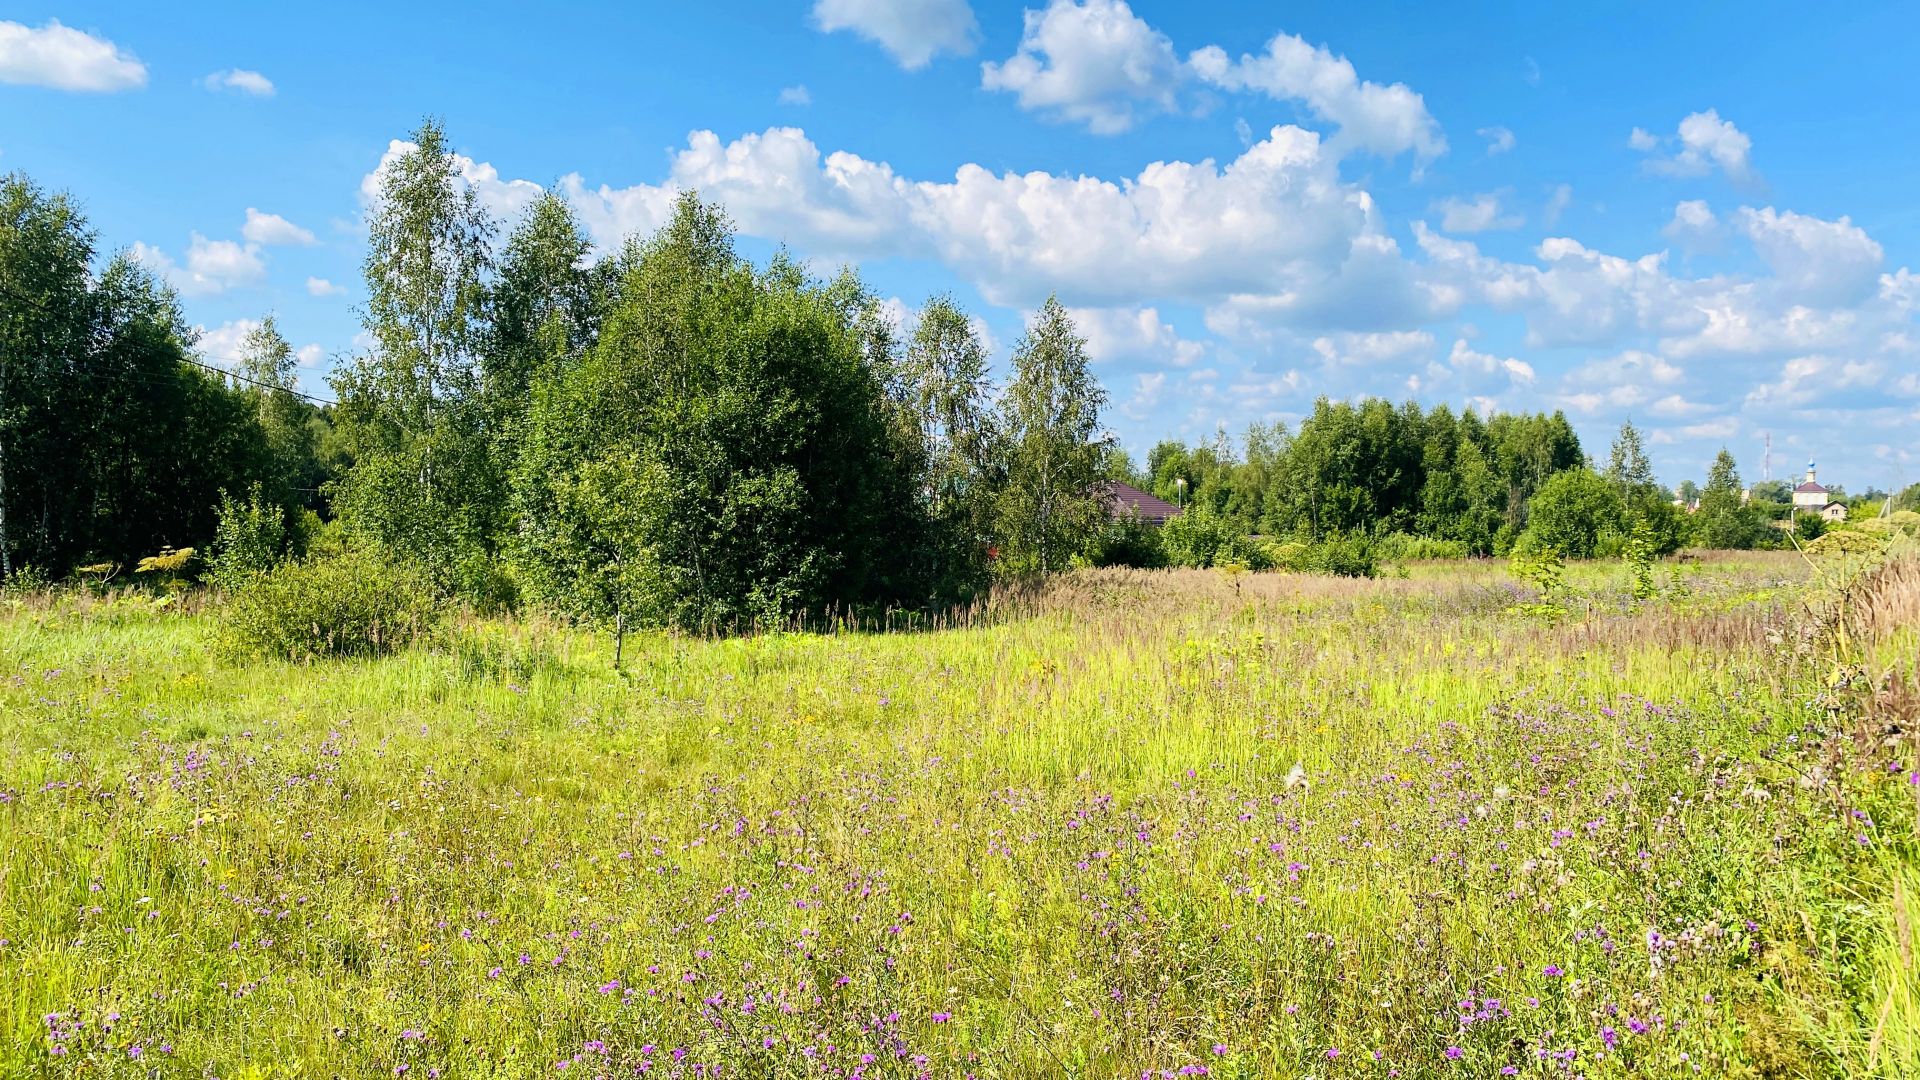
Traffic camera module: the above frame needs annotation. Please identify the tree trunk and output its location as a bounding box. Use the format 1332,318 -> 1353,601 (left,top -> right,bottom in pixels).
613,610 -> 625,671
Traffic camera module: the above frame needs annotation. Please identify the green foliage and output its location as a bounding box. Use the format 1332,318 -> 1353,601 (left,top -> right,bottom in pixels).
1159,505 -> 1269,569
995,298 -> 1110,575
1518,467 -> 1626,559
219,549 -> 442,661
900,294 -> 1001,600
1805,529 -> 1887,559
208,484 -> 290,590
1372,533 -> 1470,561
1691,449 -> 1775,551
1793,512 -> 1829,542
1090,508 -> 1167,569
511,195 -> 926,631
1508,544 -> 1568,616
329,119 -> 505,600
5,555 -> 1913,1076
1624,519 -> 1659,600
1269,533 -> 1377,577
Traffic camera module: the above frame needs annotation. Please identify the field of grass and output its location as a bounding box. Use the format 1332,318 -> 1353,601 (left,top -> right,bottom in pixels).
3,553 -> 1917,1078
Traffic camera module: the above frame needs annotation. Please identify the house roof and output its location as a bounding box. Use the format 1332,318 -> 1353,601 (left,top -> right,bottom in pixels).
1794,481 -> 1829,494
1105,481 -> 1182,525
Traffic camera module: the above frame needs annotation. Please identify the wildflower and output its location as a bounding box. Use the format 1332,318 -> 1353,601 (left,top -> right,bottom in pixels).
1445,1046 -> 1462,1060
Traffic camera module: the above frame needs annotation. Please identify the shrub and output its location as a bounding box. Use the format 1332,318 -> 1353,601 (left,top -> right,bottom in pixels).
1373,533 -> 1469,562
1160,507 -> 1236,568
1520,468 -> 1626,559
1158,508 -> 1272,570
134,546 -> 198,593
1805,530 -> 1888,559
1792,513 -> 1828,542
208,484 -> 288,591
220,550 -> 442,662
1091,509 -> 1167,569
1270,534 -> 1377,578
1304,534 -> 1378,578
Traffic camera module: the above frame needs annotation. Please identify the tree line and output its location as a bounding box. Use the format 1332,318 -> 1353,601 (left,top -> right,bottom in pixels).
0,119 -> 1848,632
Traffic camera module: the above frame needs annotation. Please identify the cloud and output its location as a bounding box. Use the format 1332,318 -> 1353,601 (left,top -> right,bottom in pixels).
242,208 -> 315,246
1736,206 -> 1882,305
195,319 -> 261,371
1190,30 -> 1445,160
1661,199 -> 1719,248
1433,192 -> 1521,234
1448,338 -> 1534,385
1743,354 -> 1884,408
551,123 -> 1393,317
976,2 -> 1444,158
1633,109 -> 1756,183
1067,305 -> 1207,366
362,138 -> 546,222
131,234 -> 267,297
812,0 -> 977,70
981,0 -> 1182,135
1310,330 -> 1434,366
1543,183 -> 1572,226
1478,125 -> 1515,155
307,276 -> 345,297
197,319 -> 327,375
1120,370 -> 1168,421
0,19 -> 145,92
778,84 -> 811,106
203,68 -> 274,96
353,123 -> 1920,468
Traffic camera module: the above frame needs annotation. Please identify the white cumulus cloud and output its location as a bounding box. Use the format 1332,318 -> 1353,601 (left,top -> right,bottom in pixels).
812,0 -> 977,70
1434,192 -> 1521,234
981,0 -> 1183,135
204,68 -> 274,96
1633,109 -> 1755,183
132,234 -> 267,298
0,19 -> 145,92
242,208 -> 315,246
1190,30 -> 1445,161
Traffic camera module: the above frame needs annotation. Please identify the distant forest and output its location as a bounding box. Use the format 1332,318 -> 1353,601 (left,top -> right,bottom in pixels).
4,121 -> 1913,627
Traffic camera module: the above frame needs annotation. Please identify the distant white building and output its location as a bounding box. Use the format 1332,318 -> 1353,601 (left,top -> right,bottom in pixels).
1789,460 -> 1849,524
1792,461 -> 1831,512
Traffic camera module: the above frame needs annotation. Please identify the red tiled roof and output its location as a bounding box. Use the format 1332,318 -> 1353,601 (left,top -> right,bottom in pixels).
1794,481 -> 1828,494
1105,481 -> 1182,525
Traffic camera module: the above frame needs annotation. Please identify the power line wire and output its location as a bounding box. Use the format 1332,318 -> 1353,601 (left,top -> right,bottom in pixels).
175,353 -> 339,407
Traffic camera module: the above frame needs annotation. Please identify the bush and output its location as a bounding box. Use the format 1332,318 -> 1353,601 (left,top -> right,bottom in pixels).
1159,507 -> 1270,569
208,484 -> 288,591
1520,468 -> 1626,559
220,549 -> 442,662
1805,530 -> 1887,559
1792,513 -> 1828,542
1303,534 -> 1378,578
1091,509 -> 1167,568
1373,533 -> 1469,562
1271,534 -> 1378,578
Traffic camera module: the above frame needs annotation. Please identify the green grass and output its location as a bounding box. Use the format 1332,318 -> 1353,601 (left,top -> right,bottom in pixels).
2,553 -> 1915,1078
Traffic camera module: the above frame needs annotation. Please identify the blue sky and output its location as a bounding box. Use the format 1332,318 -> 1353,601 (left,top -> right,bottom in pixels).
4,1 -> 1918,492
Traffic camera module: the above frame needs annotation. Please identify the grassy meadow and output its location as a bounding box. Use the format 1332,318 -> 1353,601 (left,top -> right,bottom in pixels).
3,553 -> 1918,1078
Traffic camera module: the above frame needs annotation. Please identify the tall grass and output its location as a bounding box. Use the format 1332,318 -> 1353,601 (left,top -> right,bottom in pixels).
0,554 -> 1913,1077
